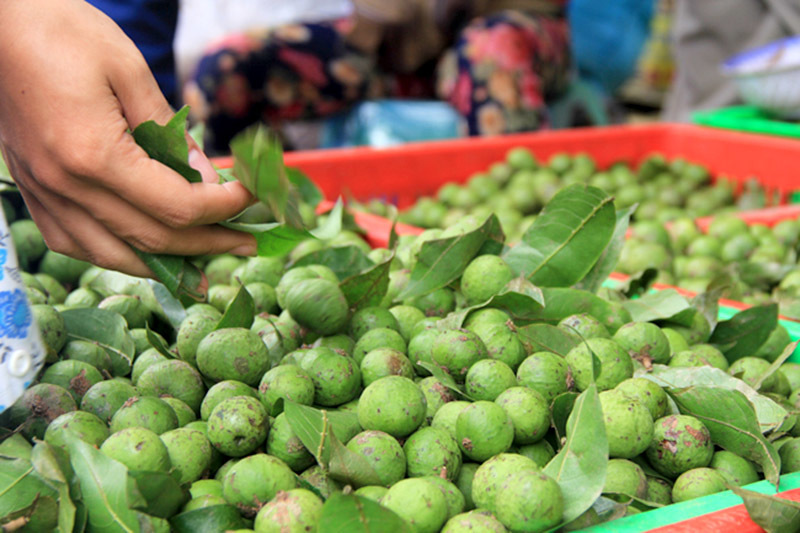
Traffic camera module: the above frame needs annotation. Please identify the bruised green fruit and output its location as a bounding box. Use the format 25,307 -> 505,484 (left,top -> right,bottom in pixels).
419,377 -> 456,424
646,477 -> 673,506
34,273 -> 66,304
463,308 -> 511,330
442,510 -> 508,533
471,453 -> 538,513
177,312 -> 220,366
469,321 -> 527,371
40,360 -> 103,402
460,255 -> 513,305
346,430 -> 407,487
382,478 -> 448,533
205,255 -> 245,286
161,397 -> 197,427
495,469 -> 562,533
456,401 -> 514,462
349,307 -> 400,340
432,329 -> 488,383
202,380 -> 259,421
670,344 -> 729,371
315,334 -> 355,355
425,476 -> 465,519
406,287 -> 456,317
431,401 -> 470,438
110,396 -> 178,435
131,349 -> 167,384
389,305 -> 426,342
465,359 -> 517,401
207,396 -> 269,457
612,322 -> 671,366
196,327 -> 270,386
647,415 -> 714,478
353,327 -> 407,365
495,387 -> 549,445
266,413 -> 315,473
64,287 -> 102,309
729,357 -> 775,390
672,467 -> 726,503
276,266 -> 334,308
254,488 -> 322,533
298,347 -> 361,407
245,282 -> 278,315
603,459 -> 647,502
222,453 -> 297,517
600,390 -> 654,459
517,440 -> 555,468
137,359 -> 206,413
45,410 -> 109,450
258,365 -> 314,413
101,427 -> 171,472
559,313 -> 610,339
710,450 -> 759,487
238,256 -> 283,287
354,485 -> 388,503
208,285 -> 239,312
33,304 -> 67,357
62,339 -> 113,374
361,348 -> 415,387
665,311 -> 711,345
160,428 -> 213,484
285,278 -> 349,336
565,338 -> 633,391
358,376 -> 426,438
98,294 -> 150,329
80,380 -> 137,423
516,351 -> 572,403
404,426 -> 462,481
615,377 -> 668,420
299,465 -> 342,499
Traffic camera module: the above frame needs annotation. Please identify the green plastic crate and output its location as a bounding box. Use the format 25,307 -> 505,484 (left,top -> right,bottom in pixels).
693,105 -> 800,140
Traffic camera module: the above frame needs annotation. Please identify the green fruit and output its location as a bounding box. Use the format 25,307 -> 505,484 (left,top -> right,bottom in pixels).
101,427 -> 171,471
45,410 -> 109,450
464,359 -> 517,401
137,359 -> 205,413
460,255 -> 513,305
11,219 -> 47,270
516,352 -> 573,402
442,510 -> 508,533
517,440 -> 555,468
471,453 -> 538,512
361,348 -> 415,387
63,287 -> 102,309
34,273 -> 67,304
425,476 -> 465,519
161,397 -> 197,427
315,334 -> 355,355
33,304 -> 67,357
404,426 -> 462,481
131,349 -> 167,384
258,365 -> 315,413
662,328 -> 690,355
419,377 -> 457,424
408,327 -> 440,376
62,339 -> 113,373
754,325 -> 792,362
646,477 -> 673,506
222,453 -> 297,517
7,384 -> 77,440
353,327 -> 407,365
406,287 -> 456,317
97,294 -> 150,329
495,387 -> 549,445
382,478 -> 448,533
266,413 -> 315,473
565,338 -> 633,391
160,428 -> 212,484
176,312 -> 220,366
202,380 -> 259,421
495,469 -> 562,533
205,255 -> 245,286
196,327 -> 270,386
600,390 -> 654,459
358,376 -> 427,438
671,467 -> 726,502
189,479 -> 223,499
238,256 -> 283,287
299,347 -> 361,406
729,357 -> 775,390
207,396 -> 269,457
710,450 -> 759,487
670,345 -> 729,371
245,282 -> 278,315
354,485 -> 388,503
80,380 -> 137,423
285,278 -> 349,336
299,465 -> 342,498
558,313 -> 610,339
781,363 -> 800,391
507,147 -> 537,170
182,494 -> 228,512
349,307 -> 400,340
389,305 -> 426,343
612,322 -> 671,366
615,378 -> 668,420
110,396 -> 179,434
469,321 -> 527,371
603,459 -> 647,502
254,489 -> 323,533
432,329 -> 488,383
456,401 -> 514,462
431,401 -> 470,438
40,360 -> 104,402
779,438 -> 800,473
346,430 -> 407,487
647,415 -> 714,478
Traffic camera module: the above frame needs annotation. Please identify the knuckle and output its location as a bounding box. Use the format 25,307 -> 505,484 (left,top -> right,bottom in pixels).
160,203 -> 197,228
126,228 -> 168,254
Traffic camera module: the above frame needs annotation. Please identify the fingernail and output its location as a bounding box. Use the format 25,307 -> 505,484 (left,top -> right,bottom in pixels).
189,148 -> 220,184
230,242 -> 257,256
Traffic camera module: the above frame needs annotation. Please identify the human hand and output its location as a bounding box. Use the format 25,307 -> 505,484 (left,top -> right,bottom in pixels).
0,0 -> 256,279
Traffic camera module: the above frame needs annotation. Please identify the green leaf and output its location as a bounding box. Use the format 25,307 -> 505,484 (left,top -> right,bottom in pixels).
133,251 -> 204,302
517,323 -> 580,357
503,184 -> 615,287
484,276 -> 545,323
64,434 -> 140,533
31,441 -> 76,533
754,341 -> 800,392
327,436 -> 383,488
293,246 -> 374,281
311,199 -> 345,241
522,287 -> 621,325
146,324 -> 174,359
126,470 -> 189,518
691,280 -> 730,333
400,215 -> 504,300
619,268 -> 658,298
0,456 -> 58,523
286,167 -> 323,208
551,392 -> 579,442
710,304 -> 778,363
417,362 -> 472,401
132,106 -> 202,184
0,434 -> 32,460
169,504 -> 247,533
622,289 -> 692,323
284,401 -> 332,465
668,386 -> 781,487
146,280 -> 187,330
575,205 -> 635,293
731,484 -> 800,533
543,384 -> 608,525
136,511 -> 171,533
214,284 -> 254,330
61,307 -> 136,377
339,255 -> 393,312
317,493 -> 408,533
642,365 -> 790,433
561,495 -> 628,531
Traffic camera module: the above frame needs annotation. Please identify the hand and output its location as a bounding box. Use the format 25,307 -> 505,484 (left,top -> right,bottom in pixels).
0,0 -> 256,279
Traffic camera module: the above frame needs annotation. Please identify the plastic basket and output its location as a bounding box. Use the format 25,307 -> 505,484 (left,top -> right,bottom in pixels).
693,105 -> 800,140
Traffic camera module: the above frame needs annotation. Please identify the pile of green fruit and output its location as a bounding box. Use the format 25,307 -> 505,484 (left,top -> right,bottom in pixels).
3,176 -> 800,533
387,148 -> 773,242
